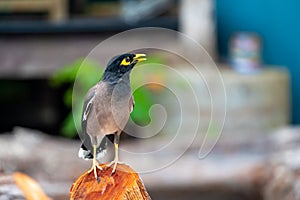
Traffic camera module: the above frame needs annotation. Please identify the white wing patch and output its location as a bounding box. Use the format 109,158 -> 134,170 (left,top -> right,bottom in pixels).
130,95 -> 135,113
83,95 -> 95,121
78,147 -> 91,160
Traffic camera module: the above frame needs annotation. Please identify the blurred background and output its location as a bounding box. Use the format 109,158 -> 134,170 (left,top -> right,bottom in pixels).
0,0 -> 300,199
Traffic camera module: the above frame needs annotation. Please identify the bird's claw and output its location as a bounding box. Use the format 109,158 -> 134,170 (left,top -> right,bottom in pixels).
96,176 -> 100,183
107,160 -> 124,175
88,160 -> 103,183
96,164 -> 104,171
87,163 -> 103,173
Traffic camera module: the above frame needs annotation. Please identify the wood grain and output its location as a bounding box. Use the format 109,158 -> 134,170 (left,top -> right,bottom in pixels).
14,172 -> 51,200
0,172 -> 50,200
70,164 -> 151,200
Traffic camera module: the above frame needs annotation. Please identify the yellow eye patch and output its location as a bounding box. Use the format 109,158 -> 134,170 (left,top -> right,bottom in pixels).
120,57 -> 131,66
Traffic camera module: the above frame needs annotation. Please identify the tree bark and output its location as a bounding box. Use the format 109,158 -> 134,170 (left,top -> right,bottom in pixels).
70,164 -> 151,200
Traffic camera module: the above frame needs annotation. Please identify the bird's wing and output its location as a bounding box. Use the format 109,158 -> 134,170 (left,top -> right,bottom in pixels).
79,87 -> 96,159
81,87 -> 96,133
129,94 -> 135,113
79,86 -> 108,160
79,136 -> 108,160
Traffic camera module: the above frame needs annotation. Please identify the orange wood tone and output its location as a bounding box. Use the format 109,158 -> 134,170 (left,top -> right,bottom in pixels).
13,172 -> 51,200
70,164 -> 151,200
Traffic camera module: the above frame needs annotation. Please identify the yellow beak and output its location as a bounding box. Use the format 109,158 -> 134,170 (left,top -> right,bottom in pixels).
134,54 -> 147,62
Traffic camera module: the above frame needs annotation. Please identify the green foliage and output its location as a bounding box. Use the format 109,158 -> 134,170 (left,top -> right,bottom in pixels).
50,55 -> 166,138
130,55 -> 166,126
50,58 -> 103,137
50,59 -> 103,106
130,87 -> 153,126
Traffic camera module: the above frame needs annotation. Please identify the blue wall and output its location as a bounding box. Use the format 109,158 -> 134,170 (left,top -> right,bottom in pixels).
215,0 -> 300,124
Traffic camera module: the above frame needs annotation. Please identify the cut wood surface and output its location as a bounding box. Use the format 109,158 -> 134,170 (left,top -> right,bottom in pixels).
0,171 -> 50,200
70,164 -> 151,200
2,127 -> 300,199
14,172 -> 51,200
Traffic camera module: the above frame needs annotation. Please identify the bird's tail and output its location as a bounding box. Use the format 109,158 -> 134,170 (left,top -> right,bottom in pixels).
78,137 -> 108,160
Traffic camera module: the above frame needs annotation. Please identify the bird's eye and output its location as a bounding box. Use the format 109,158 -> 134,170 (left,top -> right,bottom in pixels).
120,57 -> 131,66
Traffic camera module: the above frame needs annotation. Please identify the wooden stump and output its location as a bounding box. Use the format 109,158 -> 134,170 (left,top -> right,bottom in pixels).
0,172 -> 50,200
70,164 -> 151,200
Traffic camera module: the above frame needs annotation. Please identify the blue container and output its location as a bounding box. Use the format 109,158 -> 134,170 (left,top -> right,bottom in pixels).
230,32 -> 262,74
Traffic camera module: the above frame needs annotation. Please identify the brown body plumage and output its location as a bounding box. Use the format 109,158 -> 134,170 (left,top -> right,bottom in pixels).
78,53 -> 146,181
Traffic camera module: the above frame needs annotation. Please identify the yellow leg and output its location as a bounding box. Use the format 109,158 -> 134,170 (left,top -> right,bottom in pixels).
107,134 -> 123,175
88,144 -> 103,182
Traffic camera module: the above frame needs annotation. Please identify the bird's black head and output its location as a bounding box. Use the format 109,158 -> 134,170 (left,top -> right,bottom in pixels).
102,53 -> 146,83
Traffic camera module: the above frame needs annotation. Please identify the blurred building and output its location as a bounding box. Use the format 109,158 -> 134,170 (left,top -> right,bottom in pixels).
0,0 -> 298,135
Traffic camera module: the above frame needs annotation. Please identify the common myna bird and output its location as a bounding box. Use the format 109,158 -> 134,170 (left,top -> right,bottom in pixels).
78,53 -> 147,181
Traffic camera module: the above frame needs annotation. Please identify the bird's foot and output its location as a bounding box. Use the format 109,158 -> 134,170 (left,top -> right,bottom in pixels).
88,159 -> 103,183
107,159 -> 124,175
